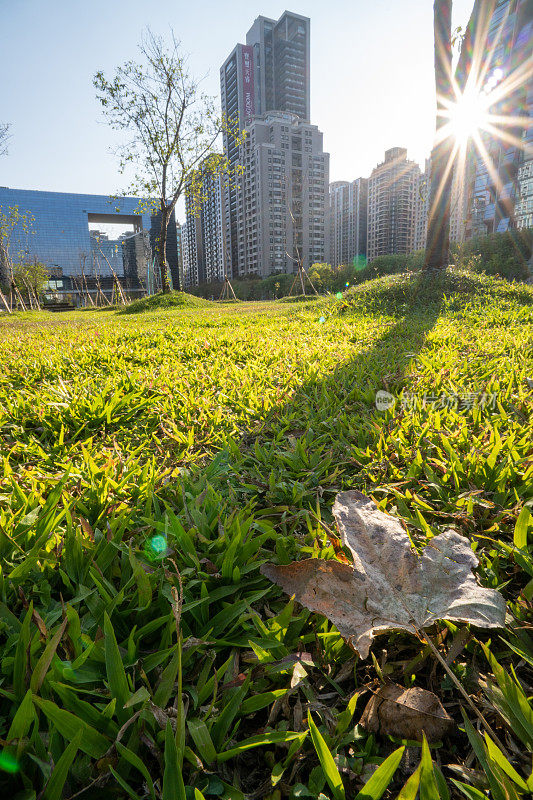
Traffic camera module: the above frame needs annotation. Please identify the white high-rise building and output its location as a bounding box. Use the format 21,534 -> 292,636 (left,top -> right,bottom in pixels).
516,159 -> 533,231
181,219 -> 197,289
183,165 -> 227,287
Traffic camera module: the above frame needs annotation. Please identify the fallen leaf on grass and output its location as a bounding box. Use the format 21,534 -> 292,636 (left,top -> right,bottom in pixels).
359,682 -> 454,742
261,491 -> 506,658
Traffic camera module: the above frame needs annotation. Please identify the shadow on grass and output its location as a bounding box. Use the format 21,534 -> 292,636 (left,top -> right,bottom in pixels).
226,271 -> 448,511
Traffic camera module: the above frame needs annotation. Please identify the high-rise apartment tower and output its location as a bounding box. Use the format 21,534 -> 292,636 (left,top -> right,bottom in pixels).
182,166 -> 226,287
220,12 -> 312,277
367,148 -> 421,261
232,111 -> 329,276
329,179 -> 368,267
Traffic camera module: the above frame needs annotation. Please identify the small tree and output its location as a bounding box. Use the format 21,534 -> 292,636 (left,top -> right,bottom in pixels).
94,30 -> 243,293
0,205 -> 34,291
13,260 -> 49,298
0,124 -> 10,157
424,0 -> 455,272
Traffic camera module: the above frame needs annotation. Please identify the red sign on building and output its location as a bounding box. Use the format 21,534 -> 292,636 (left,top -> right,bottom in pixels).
241,45 -> 255,123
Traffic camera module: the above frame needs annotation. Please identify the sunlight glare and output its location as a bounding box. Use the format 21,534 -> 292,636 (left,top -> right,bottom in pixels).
449,85 -> 490,146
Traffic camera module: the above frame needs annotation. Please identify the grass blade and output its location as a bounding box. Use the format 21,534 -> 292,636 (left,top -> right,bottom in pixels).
354,744 -> 405,800
6,689 -> 35,745
116,742 -> 156,800
187,718 -> 217,764
33,696 -> 109,759
514,506 -> 532,549
163,719 -> 186,800
397,764 -> 421,800
104,611 -> 130,723
308,710 -> 345,800
217,731 -> 303,762
419,735 -> 439,800
43,729 -> 83,800
30,617 -> 68,693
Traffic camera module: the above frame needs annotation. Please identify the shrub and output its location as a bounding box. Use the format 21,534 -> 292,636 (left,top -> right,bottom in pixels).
452,229 -> 532,281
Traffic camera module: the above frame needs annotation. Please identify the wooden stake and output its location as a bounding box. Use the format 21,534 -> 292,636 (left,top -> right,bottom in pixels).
0,287 -> 11,314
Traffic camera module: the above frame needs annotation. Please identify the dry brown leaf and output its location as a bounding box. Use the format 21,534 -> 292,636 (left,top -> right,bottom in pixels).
79,516 -> 95,541
360,682 -> 454,742
261,491 -> 506,658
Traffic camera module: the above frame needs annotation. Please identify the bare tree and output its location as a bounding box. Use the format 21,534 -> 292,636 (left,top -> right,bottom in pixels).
0,124 -> 10,157
94,29 -> 243,293
424,0 -> 454,272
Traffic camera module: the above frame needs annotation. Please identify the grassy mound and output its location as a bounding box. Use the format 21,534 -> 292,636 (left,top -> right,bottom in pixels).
340,266 -> 533,311
118,290 -> 211,314
277,292 -> 323,303
0,270 -> 532,798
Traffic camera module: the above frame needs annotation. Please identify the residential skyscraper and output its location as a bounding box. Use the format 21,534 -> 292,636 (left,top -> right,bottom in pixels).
227,111 -> 329,277
220,12 -> 310,130
516,28 -> 533,230
182,166 -> 226,288
220,12 -> 312,277
516,158 -> 533,230
367,148 -> 421,261
181,221 -> 195,288
329,179 -> 368,267
450,158 -> 473,244
414,159 -> 431,251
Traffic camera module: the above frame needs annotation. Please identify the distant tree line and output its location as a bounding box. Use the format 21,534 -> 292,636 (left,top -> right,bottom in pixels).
187,230 -> 531,301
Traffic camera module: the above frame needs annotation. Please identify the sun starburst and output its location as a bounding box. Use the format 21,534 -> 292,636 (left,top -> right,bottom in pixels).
428,1 -> 533,241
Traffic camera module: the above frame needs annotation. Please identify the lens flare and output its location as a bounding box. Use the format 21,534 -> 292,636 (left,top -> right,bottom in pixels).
150,535 -> 167,554
0,751 -> 19,774
335,292 -> 343,299
144,534 -> 167,561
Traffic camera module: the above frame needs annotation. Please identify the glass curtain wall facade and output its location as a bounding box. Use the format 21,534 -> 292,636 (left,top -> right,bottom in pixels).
0,187 -> 180,289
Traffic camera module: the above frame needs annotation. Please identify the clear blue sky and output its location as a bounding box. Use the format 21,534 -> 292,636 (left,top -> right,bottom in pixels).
0,0 -> 474,222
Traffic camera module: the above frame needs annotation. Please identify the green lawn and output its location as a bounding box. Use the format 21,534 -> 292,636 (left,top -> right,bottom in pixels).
0,270 -> 532,799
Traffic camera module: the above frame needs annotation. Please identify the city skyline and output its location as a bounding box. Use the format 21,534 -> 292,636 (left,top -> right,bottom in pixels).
1,0 -> 475,218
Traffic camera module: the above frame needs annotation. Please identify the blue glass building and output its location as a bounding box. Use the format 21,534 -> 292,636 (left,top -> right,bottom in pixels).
0,187 -> 181,289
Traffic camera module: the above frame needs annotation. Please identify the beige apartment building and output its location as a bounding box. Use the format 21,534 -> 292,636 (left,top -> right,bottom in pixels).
367,148 -> 421,261
235,111 -> 329,276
